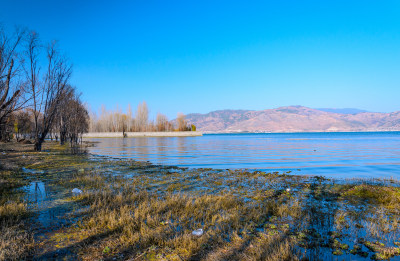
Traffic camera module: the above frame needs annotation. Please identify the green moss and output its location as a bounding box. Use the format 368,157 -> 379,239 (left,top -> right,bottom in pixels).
297,232 -> 307,239
281,224 -> 290,229
332,249 -> 343,255
372,253 -> 391,260
102,246 -> 110,254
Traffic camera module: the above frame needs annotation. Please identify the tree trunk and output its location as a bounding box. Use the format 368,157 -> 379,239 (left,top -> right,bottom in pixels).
60,131 -> 67,145
34,132 -> 47,151
34,139 -> 42,151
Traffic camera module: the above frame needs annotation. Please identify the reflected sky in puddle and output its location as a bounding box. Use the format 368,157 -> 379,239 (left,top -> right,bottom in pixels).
26,181 -> 47,205
21,168 -> 81,237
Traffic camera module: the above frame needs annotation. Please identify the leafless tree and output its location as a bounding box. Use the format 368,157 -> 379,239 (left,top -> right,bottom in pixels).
0,26 -> 26,140
135,101 -> 149,132
25,37 -> 72,151
0,25 -> 89,148
55,85 -> 74,144
13,109 -> 32,141
89,110 -> 98,133
88,102 -> 177,133
54,85 -> 88,145
126,103 -> 132,131
24,31 -> 42,144
176,112 -> 190,131
156,112 -> 169,131
67,96 -> 89,145
97,105 -> 109,132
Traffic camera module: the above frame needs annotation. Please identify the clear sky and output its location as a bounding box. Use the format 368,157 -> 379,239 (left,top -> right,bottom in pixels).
2,0 -> 400,118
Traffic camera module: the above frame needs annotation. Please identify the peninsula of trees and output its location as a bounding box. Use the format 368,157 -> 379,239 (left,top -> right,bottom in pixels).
89,102 -> 196,133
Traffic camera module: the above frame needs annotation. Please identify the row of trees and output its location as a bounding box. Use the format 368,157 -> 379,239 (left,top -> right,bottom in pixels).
0,26 -> 89,150
89,102 -> 195,133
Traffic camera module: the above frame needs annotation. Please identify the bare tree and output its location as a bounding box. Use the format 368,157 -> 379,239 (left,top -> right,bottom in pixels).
0,26 -> 26,140
0,25 -> 88,147
156,112 -> 168,131
98,104 -> 109,132
135,101 -> 148,132
176,113 -> 189,131
53,85 -> 89,146
55,85 -> 74,144
89,110 -> 98,132
26,39 -> 72,151
126,103 -> 132,131
88,102 -> 177,133
67,95 -> 89,145
24,31 -> 42,145
13,109 -> 32,141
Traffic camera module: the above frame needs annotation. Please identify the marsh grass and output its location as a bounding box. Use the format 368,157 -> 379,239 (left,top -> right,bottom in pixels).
47,188 -> 302,260
0,145 -> 35,260
0,200 -> 33,260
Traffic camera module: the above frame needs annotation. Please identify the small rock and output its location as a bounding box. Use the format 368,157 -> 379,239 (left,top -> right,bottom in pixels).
72,188 -> 82,194
192,228 -> 203,236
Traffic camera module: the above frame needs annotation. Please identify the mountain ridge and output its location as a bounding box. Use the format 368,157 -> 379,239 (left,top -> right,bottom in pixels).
185,106 -> 400,133
316,108 -> 369,114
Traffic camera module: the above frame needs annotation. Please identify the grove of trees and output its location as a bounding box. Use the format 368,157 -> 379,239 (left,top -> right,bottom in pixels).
89,102 -> 194,133
0,25 -> 89,151
1,24 -> 195,149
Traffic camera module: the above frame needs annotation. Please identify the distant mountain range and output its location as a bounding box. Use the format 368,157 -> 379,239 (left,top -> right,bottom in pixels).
185,106 -> 400,133
315,108 -> 369,114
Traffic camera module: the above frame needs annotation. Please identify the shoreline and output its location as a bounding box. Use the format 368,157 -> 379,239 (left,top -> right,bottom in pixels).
201,130 -> 400,134
82,131 -> 203,138
81,131 -> 400,138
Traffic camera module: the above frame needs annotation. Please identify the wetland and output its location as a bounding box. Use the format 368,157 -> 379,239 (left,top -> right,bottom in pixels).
1,140 -> 400,260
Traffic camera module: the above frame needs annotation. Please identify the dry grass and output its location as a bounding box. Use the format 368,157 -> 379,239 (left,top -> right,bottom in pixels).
0,202 -> 33,260
342,184 -> 400,210
52,188 -> 302,260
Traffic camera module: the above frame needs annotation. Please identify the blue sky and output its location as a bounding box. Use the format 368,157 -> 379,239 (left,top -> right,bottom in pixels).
2,0 -> 400,118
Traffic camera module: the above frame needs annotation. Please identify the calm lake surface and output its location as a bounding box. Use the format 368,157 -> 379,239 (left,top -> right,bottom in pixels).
87,132 -> 400,179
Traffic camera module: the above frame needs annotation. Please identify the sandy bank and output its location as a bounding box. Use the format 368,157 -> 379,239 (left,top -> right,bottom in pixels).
82,131 -> 203,138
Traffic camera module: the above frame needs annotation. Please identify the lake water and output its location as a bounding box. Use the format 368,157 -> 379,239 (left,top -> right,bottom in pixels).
87,132 -> 400,179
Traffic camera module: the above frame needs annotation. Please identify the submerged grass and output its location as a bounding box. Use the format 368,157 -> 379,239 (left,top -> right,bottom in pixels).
1,141 -> 400,260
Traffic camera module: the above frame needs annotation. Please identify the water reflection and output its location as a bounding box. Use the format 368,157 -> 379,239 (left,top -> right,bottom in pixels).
87,132 -> 400,179
177,138 -> 187,165
22,170 -> 79,234
27,181 -> 47,204
156,137 -> 168,162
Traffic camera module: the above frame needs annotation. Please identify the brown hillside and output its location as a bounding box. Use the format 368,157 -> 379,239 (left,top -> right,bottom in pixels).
186,106 -> 400,132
